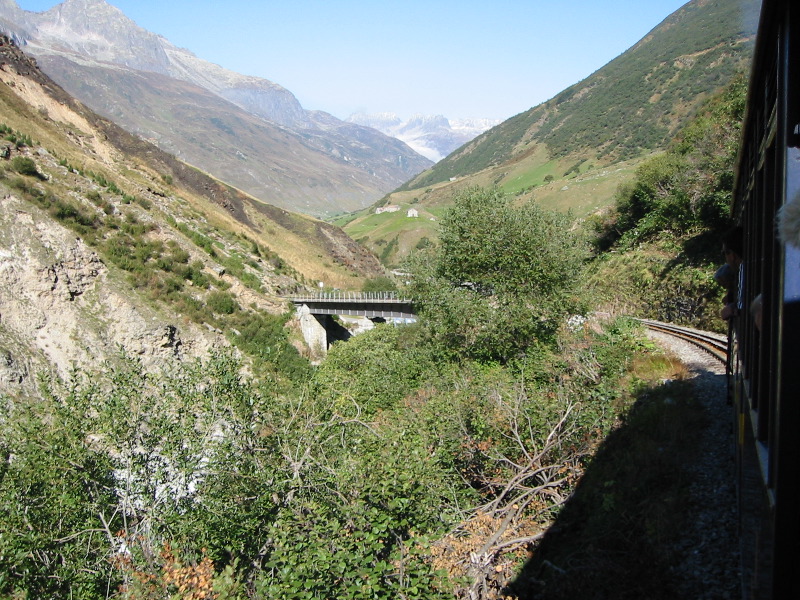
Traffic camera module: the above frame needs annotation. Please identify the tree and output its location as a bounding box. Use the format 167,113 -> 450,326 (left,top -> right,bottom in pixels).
408,187 -> 586,363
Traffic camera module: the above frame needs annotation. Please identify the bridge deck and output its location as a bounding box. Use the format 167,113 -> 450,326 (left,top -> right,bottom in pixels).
288,292 -> 416,319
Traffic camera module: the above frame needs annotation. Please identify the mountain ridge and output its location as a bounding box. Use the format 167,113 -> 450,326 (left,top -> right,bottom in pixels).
344,0 -> 760,267
0,0 -> 433,216
21,0 -> 306,126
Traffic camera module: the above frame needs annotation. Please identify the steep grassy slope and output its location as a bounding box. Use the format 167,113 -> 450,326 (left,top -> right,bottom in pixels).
3,39 -> 383,281
404,0 -> 758,189
345,0 -> 759,268
586,73 -> 748,332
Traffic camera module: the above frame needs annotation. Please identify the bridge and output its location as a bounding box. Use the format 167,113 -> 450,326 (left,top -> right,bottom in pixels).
288,292 -> 416,319
287,292 -> 417,357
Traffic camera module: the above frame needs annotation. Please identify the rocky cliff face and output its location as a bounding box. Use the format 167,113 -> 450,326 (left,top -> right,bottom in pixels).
33,0 -> 172,73
214,77 -> 308,129
0,193 -> 222,398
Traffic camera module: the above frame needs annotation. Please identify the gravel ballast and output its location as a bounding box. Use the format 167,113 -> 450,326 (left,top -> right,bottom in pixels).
646,330 -> 740,599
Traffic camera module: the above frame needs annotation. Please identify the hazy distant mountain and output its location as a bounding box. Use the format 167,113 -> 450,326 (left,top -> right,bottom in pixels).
22,0 -> 307,126
347,112 -> 500,162
0,0 -> 432,216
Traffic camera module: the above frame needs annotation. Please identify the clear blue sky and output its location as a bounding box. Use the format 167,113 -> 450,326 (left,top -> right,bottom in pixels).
17,0 -> 690,121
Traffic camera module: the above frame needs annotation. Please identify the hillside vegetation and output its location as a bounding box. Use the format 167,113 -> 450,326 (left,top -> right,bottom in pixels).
0,36 -> 386,385
587,73 -> 747,331
3,171 -> 681,599
2,69 -> 747,593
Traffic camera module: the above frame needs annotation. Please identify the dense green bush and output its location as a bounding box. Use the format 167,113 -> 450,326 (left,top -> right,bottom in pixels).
0,390 -> 121,598
312,324 -> 434,417
0,305 -> 653,599
362,275 -> 399,292
207,290 -> 239,314
228,310 -> 311,382
408,186 -> 587,362
0,352 -> 452,598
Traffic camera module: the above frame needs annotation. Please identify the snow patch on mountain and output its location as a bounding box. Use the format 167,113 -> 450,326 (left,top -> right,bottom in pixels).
347,112 -> 499,162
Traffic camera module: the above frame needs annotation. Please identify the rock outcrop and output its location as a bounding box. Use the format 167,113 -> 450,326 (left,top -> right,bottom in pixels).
0,194 -> 222,396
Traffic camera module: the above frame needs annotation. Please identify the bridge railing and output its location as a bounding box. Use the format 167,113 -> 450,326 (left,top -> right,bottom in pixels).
287,291 -> 413,303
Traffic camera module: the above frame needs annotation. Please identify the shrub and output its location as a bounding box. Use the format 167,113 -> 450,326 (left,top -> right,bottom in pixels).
207,290 -> 239,315
408,186 -> 587,362
228,310 -> 310,381
362,275 -> 398,293
11,156 -> 39,177
135,196 -> 152,210
0,388 -> 121,597
312,324 -> 433,417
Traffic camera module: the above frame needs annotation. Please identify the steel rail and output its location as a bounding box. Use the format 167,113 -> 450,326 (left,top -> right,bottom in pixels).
635,318 -> 728,364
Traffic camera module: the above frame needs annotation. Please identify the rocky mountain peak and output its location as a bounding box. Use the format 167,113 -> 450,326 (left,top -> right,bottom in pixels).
403,114 -> 450,129
346,112 -> 403,130
50,0 -> 117,14
41,0 -> 134,34
0,0 -> 20,15
0,0 -> 27,41
0,0 -> 311,127
32,0 -> 170,73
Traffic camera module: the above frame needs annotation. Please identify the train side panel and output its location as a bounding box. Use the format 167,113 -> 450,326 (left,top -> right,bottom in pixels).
731,1 -> 800,597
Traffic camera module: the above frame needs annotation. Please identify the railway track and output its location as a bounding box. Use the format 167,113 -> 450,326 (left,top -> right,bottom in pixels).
634,318 -> 728,364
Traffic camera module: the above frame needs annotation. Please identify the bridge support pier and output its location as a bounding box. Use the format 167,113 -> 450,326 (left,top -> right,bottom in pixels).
297,304 -> 329,358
